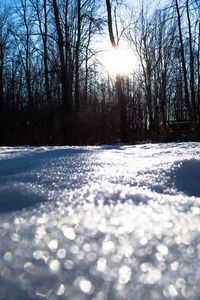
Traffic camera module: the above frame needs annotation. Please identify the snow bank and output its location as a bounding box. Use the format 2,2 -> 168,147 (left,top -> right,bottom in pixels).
0,143 -> 200,299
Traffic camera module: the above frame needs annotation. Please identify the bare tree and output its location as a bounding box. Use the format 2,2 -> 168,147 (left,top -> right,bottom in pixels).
30,0 -> 52,110
74,0 -> 81,112
174,0 -> 191,122
105,0 -> 128,142
105,0 -> 117,48
0,8 -> 10,115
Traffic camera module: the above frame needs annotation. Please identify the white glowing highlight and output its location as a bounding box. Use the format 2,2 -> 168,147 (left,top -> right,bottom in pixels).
103,46 -> 137,76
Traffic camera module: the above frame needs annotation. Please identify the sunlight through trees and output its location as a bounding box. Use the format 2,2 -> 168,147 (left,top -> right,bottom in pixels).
0,0 -> 199,145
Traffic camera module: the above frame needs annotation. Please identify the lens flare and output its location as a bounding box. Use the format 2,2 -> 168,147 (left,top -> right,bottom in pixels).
103,46 -> 137,76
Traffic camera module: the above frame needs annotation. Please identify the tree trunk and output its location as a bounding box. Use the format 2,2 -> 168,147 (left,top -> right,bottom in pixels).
105,0 -> 128,142
84,16 -> 92,105
198,18 -> 200,121
52,0 -> 71,117
175,0 -> 191,121
43,0 -> 51,107
105,0 -> 117,48
186,0 -> 196,124
116,75 -> 128,142
0,48 -> 3,114
75,0 -> 81,112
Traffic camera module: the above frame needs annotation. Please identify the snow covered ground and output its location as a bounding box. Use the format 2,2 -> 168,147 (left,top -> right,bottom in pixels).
0,142 -> 200,299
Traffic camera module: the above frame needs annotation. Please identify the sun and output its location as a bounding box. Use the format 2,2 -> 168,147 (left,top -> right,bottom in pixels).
103,46 -> 137,77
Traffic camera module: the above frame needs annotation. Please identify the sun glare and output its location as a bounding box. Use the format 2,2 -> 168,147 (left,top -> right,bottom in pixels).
103,46 -> 137,77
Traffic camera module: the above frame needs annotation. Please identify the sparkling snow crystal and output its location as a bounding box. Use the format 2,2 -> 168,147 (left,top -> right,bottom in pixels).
0,143 -> 200,299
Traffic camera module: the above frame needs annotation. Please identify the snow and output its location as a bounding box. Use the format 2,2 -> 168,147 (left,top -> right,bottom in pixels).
0,142 -> 200,299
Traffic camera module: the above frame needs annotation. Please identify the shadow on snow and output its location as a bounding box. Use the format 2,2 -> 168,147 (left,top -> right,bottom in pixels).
173,159 -> 200,197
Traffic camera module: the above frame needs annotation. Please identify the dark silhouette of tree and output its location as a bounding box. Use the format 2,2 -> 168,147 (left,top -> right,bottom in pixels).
0,0 -> 199,145
105,0 -> 128,142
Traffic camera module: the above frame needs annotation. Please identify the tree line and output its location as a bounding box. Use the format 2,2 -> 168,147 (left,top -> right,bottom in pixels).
0,0 -> 199,145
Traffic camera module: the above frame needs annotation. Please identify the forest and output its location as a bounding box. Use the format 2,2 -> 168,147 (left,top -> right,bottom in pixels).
0,0 -> 199,145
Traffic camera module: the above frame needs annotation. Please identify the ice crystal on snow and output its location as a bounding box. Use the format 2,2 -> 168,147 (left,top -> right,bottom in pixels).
0,143 -> 200,299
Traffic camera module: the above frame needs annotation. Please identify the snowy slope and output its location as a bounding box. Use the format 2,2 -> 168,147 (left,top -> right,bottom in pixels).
0,143 -> 200,299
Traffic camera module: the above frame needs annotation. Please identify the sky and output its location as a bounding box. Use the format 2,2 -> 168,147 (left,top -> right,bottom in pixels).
1,0 -> 169,78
